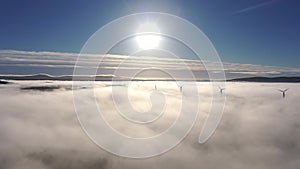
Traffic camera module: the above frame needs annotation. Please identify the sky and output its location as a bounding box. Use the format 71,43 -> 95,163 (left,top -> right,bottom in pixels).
0,0 -> 299,73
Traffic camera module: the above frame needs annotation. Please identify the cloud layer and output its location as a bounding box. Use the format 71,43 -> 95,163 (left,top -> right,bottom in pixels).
0,81 -> 300,168
1,50 -> 300,79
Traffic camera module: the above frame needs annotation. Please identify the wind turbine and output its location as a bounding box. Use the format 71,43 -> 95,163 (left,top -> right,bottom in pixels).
218,86 -> 225,94
278,88 -> 288,98
179,85 -> 184,93
175,81 -> 185,93
177,83 -> 184,93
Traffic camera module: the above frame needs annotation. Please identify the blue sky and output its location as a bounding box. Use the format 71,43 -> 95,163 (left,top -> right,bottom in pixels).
0,0 -> 299,68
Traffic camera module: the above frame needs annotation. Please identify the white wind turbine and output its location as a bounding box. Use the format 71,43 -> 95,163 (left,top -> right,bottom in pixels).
278,88 -> 289,98
218,86 -> 225,94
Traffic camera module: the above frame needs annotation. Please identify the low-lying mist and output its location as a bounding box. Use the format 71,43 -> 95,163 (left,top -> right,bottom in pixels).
0,81 -> 299,169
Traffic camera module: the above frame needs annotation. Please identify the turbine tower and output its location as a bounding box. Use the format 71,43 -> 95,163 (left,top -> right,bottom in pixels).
179,85 -> 183,93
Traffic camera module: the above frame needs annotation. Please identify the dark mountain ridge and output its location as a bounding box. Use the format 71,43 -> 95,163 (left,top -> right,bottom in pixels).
1,74 -> 300,82
228,76 -> 300,83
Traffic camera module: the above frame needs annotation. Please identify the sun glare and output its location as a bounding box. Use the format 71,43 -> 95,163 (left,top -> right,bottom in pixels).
136,22 -> 161,50
136,34 -> 161,49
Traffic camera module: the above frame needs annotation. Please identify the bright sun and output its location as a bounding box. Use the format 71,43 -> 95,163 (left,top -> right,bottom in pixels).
136,34 -> 161,50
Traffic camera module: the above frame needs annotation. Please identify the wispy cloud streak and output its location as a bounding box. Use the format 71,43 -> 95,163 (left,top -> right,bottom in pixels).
1,50 -> 300,78
235,0 -> 281,14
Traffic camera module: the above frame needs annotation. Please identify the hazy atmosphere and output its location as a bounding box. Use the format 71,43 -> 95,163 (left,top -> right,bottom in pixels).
0,0 -> 299,169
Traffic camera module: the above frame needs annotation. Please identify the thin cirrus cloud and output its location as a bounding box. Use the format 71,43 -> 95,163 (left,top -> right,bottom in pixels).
234,0 -> 281,14
0,50 -> 300,78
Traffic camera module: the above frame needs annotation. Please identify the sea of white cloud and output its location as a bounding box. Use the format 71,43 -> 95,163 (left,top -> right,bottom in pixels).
0,81 -> 299,169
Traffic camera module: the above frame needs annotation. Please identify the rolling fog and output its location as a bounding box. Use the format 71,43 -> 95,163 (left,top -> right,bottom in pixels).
0,81 -> 300,169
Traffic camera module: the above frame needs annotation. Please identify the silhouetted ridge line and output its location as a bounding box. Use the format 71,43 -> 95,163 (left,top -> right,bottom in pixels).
1,74 -> 300,82
228,76 -> 300,83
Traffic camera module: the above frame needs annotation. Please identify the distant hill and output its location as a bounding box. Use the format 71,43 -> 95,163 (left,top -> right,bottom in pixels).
1,74 -> 300,82
228,76 -> 300,83
0,74 -> 195,81
0,74 -> 117,81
